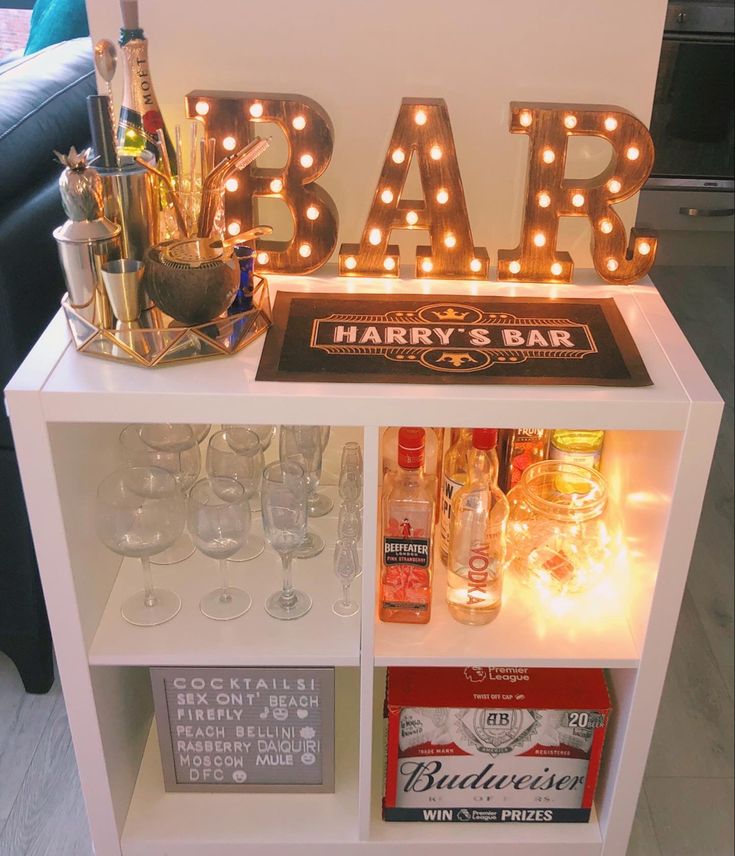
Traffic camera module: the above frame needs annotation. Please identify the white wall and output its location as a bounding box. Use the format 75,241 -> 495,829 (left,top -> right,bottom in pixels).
86,0 -> 667,269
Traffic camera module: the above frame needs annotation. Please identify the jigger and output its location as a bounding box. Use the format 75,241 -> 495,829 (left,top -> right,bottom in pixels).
101,259 -> 144,322
101,259 -> 152,359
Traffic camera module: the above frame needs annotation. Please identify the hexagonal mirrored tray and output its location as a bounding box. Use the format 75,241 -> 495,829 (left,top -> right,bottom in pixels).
62,276 -> 271,367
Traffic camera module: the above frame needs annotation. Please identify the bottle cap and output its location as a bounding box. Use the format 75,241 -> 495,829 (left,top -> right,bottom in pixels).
398,427 -> 425,469
473,428 -> 498,450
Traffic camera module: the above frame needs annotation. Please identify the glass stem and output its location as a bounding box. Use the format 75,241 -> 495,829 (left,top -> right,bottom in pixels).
219,558 -> 232,603
280,553 -> 297,609
342,581 -> 351,606
141,556 -> 157,608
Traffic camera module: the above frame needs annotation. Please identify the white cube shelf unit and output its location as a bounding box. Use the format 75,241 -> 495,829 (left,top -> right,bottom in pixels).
5,271 -> 722,856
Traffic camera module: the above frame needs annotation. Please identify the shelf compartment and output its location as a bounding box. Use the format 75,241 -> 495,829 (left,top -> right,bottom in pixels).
90,485 -> 360,667
367,669 -> 602,855
121,668 -> 360,855
374,570 -> 638,668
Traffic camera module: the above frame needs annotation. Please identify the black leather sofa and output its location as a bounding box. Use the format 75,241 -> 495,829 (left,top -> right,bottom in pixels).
0,37 -> 95,692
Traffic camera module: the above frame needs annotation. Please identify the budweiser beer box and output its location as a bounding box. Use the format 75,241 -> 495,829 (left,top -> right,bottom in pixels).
383,666 -> 610,823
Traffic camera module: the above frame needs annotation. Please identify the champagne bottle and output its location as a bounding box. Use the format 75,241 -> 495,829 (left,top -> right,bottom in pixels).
117,0 -> 177,173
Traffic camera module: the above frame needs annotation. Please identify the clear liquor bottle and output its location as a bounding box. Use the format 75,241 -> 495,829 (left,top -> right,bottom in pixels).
380,428 -> 435,624
446,429 -> 509,625
439,428 -> 473,565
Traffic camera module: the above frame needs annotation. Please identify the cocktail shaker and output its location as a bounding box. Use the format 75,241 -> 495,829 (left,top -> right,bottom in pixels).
54,219 -> 122,328
97,160 -> 159,263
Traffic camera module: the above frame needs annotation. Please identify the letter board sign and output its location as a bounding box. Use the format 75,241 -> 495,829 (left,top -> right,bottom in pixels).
151,666 -> 335,793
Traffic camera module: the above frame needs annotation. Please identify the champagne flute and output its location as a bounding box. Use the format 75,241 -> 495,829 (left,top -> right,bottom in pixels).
279,426 -> 328,558
333,538 -> 360,617
119,424 -> 200,564
340,441 -> 363,475
261,460 -> 311,620
206,429 -> 265,560
96,466 -> 185,626
188,477 -> 252,620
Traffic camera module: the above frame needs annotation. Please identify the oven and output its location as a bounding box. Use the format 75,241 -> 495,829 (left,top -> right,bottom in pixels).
648,1 -> 734,194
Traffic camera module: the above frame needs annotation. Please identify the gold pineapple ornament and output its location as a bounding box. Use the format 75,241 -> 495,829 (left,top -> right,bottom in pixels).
54,146 -> 105,221
53,146 -> 121,325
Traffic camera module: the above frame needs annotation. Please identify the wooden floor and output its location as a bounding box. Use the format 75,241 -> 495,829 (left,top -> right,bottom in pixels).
0,265 -> 732,856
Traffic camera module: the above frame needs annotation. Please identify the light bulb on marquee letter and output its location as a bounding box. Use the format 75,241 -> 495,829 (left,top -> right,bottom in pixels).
498,102 -> 657,285
185,90 -> 338,275
339,97 -> 489,279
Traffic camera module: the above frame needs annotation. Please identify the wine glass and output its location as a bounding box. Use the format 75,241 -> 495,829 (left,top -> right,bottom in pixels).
140,423 -> 197,452
224,424 -> 276,453
280,425 -> 333,518
188,477 -> 252,620
320,426 -> 331,453
96,466 -> 185,626
119,424 -> 200,564
261,460 -> 311,620
333,538 -> 360,617
206,429 -> 265,560
279,426 -> 328,558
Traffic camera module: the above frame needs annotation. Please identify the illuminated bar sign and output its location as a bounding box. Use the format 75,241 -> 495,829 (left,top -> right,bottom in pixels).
257,293 -> 651,386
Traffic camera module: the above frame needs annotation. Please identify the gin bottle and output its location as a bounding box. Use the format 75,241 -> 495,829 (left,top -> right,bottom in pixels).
380,428 -> 435,624
446,429 -> 508,625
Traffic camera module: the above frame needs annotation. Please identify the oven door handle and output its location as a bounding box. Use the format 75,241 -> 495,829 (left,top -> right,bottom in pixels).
679,207 -> 735,218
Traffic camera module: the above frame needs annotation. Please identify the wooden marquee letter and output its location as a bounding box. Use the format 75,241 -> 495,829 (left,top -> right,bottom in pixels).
339,98 -> 489,279
186,91 -> 338,275
498,102 -> 657,285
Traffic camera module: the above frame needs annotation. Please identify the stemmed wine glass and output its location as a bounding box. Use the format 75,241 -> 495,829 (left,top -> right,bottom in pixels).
279,426 -> 329,558
119,424 -> 201,564
187,477 -> 252,620
333,538 -> 360,617
280,425 -> 333,518
95,466 -> 185,626
225,424 -> 276,453
206,429 -> 265,560
261,460 -> 311,620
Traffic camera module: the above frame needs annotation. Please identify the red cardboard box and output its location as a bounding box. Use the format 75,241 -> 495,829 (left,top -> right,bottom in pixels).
383,666 -> 611,823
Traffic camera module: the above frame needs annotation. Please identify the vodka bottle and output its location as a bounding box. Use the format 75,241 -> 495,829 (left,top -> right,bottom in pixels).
446,429 -> 508,625
439,428 -> 473,565
380,428 -> 435,624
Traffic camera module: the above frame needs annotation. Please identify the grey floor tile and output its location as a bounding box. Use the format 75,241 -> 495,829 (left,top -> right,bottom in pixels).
646,591 -> 734,778
627,789 -> 662,856
0,692 -> 92,856
0,654 -> 59,832
645,778 -> 734,856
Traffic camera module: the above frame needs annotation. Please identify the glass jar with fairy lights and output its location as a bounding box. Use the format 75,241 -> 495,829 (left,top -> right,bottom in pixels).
505,460 -> 614,596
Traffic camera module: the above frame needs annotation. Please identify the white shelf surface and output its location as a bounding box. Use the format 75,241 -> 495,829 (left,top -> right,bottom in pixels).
36,270 -> 694,431
374,564 -> 639,668
122,669 -> 360,856
90,487 -> 361,667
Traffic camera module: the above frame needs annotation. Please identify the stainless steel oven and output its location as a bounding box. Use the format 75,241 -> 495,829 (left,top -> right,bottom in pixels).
647,1 -> 734,194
